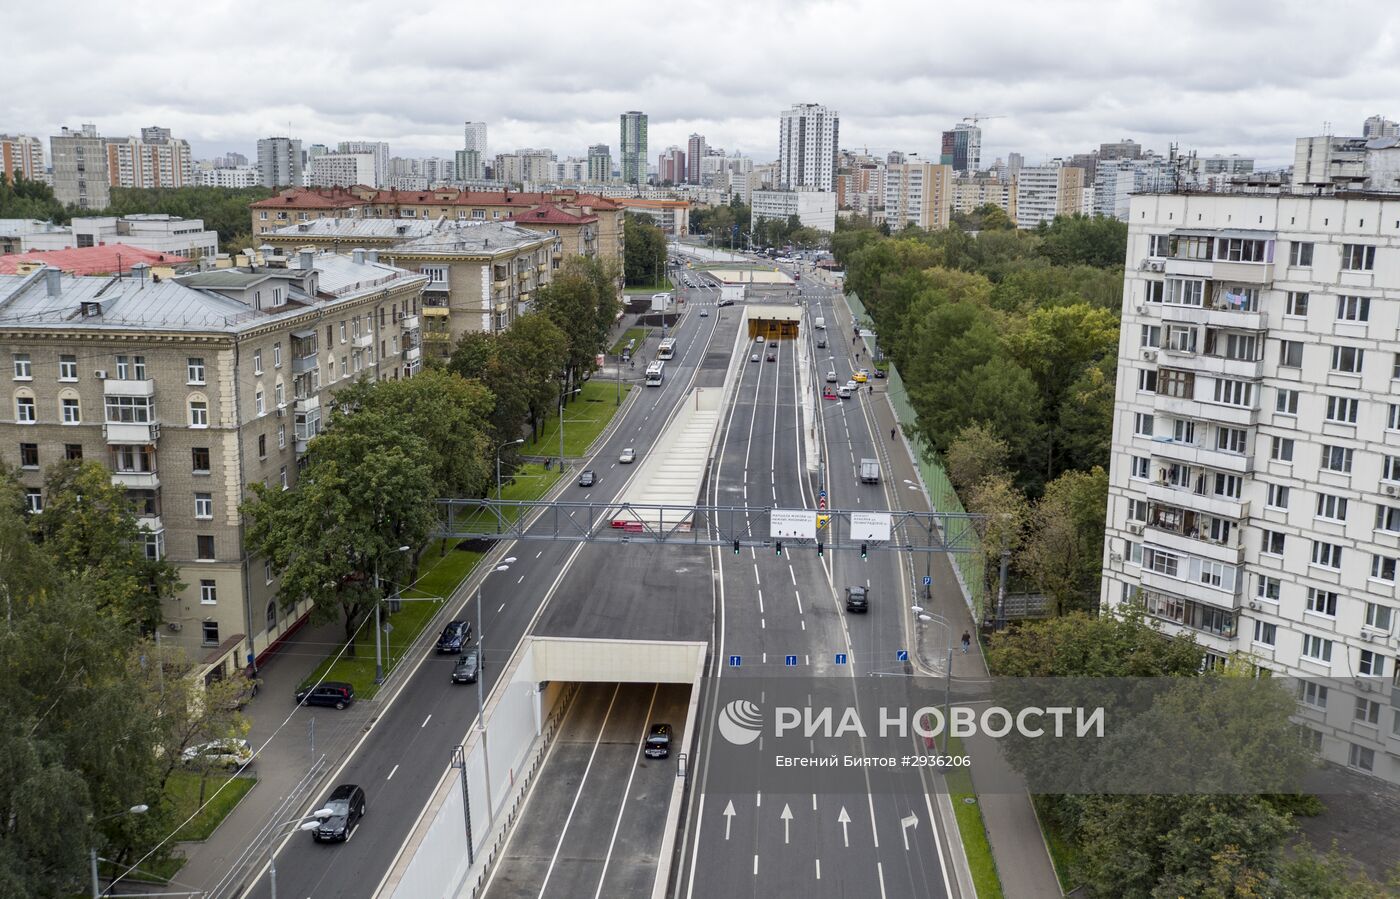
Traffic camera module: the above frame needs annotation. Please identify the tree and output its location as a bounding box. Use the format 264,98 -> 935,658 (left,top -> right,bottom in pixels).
1055,354 -> 1117,473
964,473 -> 1031,604
944,423 -> 1010,494
96,185 -> 274,245
0,172 -> 68,224
29,461 -> 182,631
1035,214 -> 1129,268
242,415 -> 435,649
1021,467 -> 1109,615
987,608 -> 1203,678
536,256 -> 620,390
498,313 -> 569,439
623,213 -> 666,286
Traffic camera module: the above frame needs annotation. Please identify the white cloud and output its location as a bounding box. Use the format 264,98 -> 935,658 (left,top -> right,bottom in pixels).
3,0 -> 1399,166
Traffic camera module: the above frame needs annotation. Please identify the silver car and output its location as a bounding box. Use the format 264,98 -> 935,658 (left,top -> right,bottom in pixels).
619,447 -> 636,464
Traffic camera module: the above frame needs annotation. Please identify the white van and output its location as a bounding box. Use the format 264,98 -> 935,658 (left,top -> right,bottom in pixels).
826,369 -> 838,383
815,317 -> 826,329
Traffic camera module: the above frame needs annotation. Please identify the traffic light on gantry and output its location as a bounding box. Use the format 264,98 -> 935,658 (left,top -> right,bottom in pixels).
860,543 -> 868,560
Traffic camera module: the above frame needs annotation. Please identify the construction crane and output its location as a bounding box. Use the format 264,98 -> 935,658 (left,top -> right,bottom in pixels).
962,114 -> 1005,127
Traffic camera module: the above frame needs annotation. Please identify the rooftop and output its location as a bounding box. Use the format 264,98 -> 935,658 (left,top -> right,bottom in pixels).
388,222 -> 551,257
252,187 -> 620,212
0,243 -> 189,276
507,203 -> 597,225
260,217 -> 448,241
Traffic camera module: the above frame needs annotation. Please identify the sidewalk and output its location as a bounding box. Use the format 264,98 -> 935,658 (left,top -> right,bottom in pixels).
827,276 -> 1063,899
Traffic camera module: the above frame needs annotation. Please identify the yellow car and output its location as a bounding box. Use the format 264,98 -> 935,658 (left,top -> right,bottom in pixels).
852,371 -> 868,383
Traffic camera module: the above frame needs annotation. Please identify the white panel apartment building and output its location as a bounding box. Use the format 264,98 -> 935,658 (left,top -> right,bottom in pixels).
1103,190 -> 1400,783
778,103 -> 839,192
310,153 -> 376,189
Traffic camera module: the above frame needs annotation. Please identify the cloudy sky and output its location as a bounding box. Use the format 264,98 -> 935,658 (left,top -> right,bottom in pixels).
5,0 -> 1399,169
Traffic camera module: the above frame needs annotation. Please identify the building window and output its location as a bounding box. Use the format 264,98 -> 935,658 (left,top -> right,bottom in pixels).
1256,575 -> 1281,602
24,488 -> 42,514
264,559 -> 274,584
1275,389 -> 1299,415
19,442 -> 38,468
1158,369 -> 1193,398
1140,324 -> 1161,347
1355,697 -> 1381,725
1265,483 -> 1289,509
1320,444 -> 1353,473
1348,743 -> 1375,772
1261,529 -> 1285,555
1301,633 -> 1333,663
59,354 -> 77,381
1145,547 -> 1180,577
1310,541 -> 1343,570
1336,295 -> 1370,322
202,620 -> 219,646
341,356 -> 348,378
57,396 -> 79,424
197,534 -> 216,560
1288,242 -> 1313,267
1270,436 -> 1293,462
188,398 -> 209,428
255,389 -> 265,416
257,434 -> 266,459
1171,419 -> 1196,444
1359,649 -> 1387,677
195,493 -> 213,519
64,444 -> 82,461
200,579 -> 217,604
1165,324 -> 1197,353
1216,427 -> 1247,454
277,423 -> 286,449
1278,340 -> 1303,368
142,528 -> 164,561
1376,505 -> 1400,533
1371,558 -> 1398,587
1305,587 -> 1339,617
1164,278 -> 1205,306
1315,493 -> 1348,522
1330,345 -> 1364,373
1213,473 -> 1242,499
188,357 -> 205,384
1252,620 -> 1276,646
1133,413 -> 1154,437
1130,456 -> 1150,479
339,322 -> 347,343
267,600 -> 278,631
279,465 -> 288,490
1212,378 -> 1252,407
253,349 -> 263,374
1341,244 -> 1376,271
274,382 -> 285,407
12,353 -> 32,380
191,446 -> 210,474
1299,681 -> 1327,708
273,343 -> 282,368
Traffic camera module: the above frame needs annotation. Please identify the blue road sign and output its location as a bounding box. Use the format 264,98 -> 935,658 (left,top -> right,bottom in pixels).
922,575 -> 932,586
819,489 -> 827,499
785,655 -> 798,667
896,649 -> 909,662
728,655 -> 742,668
835,653 -> 848,665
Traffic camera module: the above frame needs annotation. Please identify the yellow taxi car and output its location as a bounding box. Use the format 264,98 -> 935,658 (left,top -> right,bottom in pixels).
852,370 -> 868,383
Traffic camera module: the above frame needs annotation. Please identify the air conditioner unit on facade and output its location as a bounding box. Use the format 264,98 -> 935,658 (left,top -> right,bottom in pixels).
1139,259 -> 1152,271
1142,349 -> 1158,361
166,621 -> 182,632
1109,552 -> 1124,564
1128,524 -> 1144,535
1361,631 -> 1374,641
1149,261 -> 1165,273
275,407 -> 285,418
1384,484 -> 1399,496
1248,600 -> 1260,610
94,369 -> 108,379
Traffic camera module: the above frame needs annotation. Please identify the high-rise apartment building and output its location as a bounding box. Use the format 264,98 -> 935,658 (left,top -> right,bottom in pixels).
951,173 -> 1016,221
657,146 -> 686,185
493,149 -> 556,186
1103,189 -> 1400,785
105,126 -> 193,190
0,135 -> 44,181
620,112 -> 648,185
778,103 -> 839,192
587,144 -> 612,183
686,134 -> 707,184
1363,115 -> 1399,140
883,157 -> 954,230
939,123 -> 981,174
309,153 -> 376,188
50,124 -> 109,209
1014,162 -> 1084,228
337,141 -> 390,188
257,137 -> 304,188
455,122 -> 488,182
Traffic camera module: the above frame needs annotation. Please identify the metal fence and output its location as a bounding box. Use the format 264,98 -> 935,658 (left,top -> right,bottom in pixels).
848,292 -> 988,618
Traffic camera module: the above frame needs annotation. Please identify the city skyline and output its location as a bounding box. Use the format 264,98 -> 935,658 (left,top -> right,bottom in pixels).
6,1 -> 1400,169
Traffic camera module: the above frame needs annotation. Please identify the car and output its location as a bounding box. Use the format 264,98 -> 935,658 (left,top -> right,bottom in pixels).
578,469 -> 596,487
451,649 -> 480,684
826,370 -> 837,382
644,723 -> 673,759
295,682 -> 355,710
769,340 -> 778,348
845,585 -> 869,613
436,620 -> 472,654
852,371 -> 868,383
837,385 -> 852,399
619,447 -> 636,464
182,738 -> 254,771
845,380 -> 858,392
816,338 -> 827,349
718,299 -> 734,307
699,309 -> 709,317
766,352 -> 776,362
750,354 -> 760,362
755,336 -> 764,343
874,368 -> 886,379
313,783 -> 366,843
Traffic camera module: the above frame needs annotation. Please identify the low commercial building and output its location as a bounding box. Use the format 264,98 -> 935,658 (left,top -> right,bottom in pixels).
750,189 -> 837,232
0,252 -> 426,679
614,197 -> 690,235
19,214 -> 218,260
0,243 -> 187,276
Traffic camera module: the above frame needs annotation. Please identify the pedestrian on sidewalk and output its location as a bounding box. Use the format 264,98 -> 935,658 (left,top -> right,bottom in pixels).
890,427 -> 896,440
960,631 -> 971,653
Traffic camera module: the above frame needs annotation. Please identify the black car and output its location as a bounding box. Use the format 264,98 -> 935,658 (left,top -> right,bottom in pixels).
766,352 -> 776,362
578,469 -> 596,487
644,723 -> 673,759
816,338 -> 827,349
452,649 -> 480,684
769,340 -> 778,348
313,783 -> 366,843
436,620 -> 472,654
845,586 -> 869,613
295,681 -> 355,710
717,299 -> 734,307
874,368 -> 886,379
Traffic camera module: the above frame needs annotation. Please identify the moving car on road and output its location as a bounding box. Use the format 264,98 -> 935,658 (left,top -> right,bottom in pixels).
766,352 -> 776,362
619,447 -> 637,464
313,784 -> 366,843
644,723 -> 673,759
578,469 -> 596,487
452,649 -> 480,684
294,682 -> 355,710
436,620 -> 472,654
852,371 -> 868,383
845,585 -> 869,613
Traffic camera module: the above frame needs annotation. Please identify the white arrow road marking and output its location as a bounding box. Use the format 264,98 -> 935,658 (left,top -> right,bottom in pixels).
838,806 -> 851,847
900,813 -> 918,850
780,804 -> 793,844
723,800 -> 736,840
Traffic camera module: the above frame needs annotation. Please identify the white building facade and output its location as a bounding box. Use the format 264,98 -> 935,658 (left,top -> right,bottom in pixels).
778,103 -> 839,192
310,153 -> 376,189
750,189 -> 837,232
1103,190 -> 1400,784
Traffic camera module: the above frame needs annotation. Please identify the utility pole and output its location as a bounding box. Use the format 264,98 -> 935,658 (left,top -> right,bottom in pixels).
476,585 -> 493,830
373,556 -> 383,685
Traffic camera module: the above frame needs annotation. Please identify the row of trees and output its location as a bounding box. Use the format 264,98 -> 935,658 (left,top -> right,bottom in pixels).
689,197 -> 826,251
245,257 -> 621,647
0,470 -> 253,896
987,613 -> 1399,897
832,213 -> 1127,611
623,213 -> 668,286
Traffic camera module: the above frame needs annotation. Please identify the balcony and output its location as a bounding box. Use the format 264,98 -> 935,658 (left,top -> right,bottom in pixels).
111,470 -> 159,489
1148,436 -> 1251,475
103,379 -> 156,398
1192,353 -> 1264,380
405,346 -> 421,364
1142,517 -> 1245,565
1141,567 -> 1242,611
104,421 -> 161,444
1144,480 -> 1248,522
400,314 -> 420,331
1153,393 -> 1257,428
292,354 -> 318,375
352,332 -> 374,349
294,394 -> 320,414
137,514 -> 163,534
423,280 -> 450,293
1160,303 -> 1264,331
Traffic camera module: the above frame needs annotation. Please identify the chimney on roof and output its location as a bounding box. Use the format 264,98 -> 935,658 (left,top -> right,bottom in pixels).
299,249 -> 315,271
131,262 -> 150,286
366,249 -> 379,264
44,266 -> 61,297
352,248 -> 366,265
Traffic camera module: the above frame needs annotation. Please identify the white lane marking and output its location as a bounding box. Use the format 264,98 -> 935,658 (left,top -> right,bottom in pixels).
761,618 -> 766,629
756,791 -> 761,808
753,563 -> 760,583
757,590 -> 764,614
815,859 -> 821,880
812,793 -> 818,811
537,685 -> 622,898
420,714 -> 431,728
387,764 -> 399,781
535,551 -> 543,559
794,591 -> 803,615
517,574 -> 524,584
591,685 -> 659,899
780,804 -> 793,844
497,603 -> 505,613
838,807 -> 851,846
753,855 -> 759,876
801,620 -> 806,631
877,861 -> 887,899
722,800 -> 736,840
789,566 -> 796,585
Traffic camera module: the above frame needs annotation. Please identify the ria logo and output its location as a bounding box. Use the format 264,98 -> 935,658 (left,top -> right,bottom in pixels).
717,699 -> 763,746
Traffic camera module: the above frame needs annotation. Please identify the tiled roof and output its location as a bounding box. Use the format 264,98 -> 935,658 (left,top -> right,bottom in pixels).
250,188 -> 364,210
507,204 -> 597,225
0,243 -> 189,276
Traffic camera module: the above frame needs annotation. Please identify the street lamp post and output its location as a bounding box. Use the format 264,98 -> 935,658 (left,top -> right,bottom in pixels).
90,804 -> 149,898
558,386 -> 581,466
495,438 -> 525,500
374,544 -> 413,686
267,810 -> 335,899
912,604 -> 955,754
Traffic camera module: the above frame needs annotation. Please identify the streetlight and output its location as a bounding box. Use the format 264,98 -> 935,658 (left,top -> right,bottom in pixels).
558,386 -> 581,466
912,603 -> 955,753
374,544 -> 413,685
495,438 -> 525,500
267,811 -> 334,899
90,804 -> 149,898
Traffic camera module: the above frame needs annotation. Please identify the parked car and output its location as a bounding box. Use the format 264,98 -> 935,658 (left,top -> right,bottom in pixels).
874,368 -> 886,379
644,723 -> 673,759
182,738 -> 254,771
619,447 -> 637,464
295,681 -> 355,710
436,620 -> 472,654
845,585 -> 869,613
313,783 -> 366,843
451,649 -> 480,684
578,469 -> 596,487
718,299 -> 734,307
